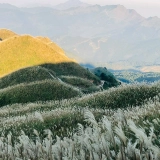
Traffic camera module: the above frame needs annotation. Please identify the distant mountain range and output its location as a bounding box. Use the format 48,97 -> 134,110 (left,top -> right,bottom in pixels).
53,0 -> 90,10
1,1 -> 160,71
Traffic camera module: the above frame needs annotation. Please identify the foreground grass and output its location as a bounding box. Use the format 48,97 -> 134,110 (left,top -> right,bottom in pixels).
0,82 -> 159,159
0,107 -> 160,159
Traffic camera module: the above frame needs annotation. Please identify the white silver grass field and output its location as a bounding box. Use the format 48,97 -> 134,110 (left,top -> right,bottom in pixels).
0,109 -> 160,159
0,83 -> 160,159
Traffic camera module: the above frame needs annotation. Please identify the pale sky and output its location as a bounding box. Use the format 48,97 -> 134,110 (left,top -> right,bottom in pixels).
0,0 -> 160,18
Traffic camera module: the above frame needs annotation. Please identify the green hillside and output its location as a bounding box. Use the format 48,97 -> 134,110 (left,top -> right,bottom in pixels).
0,62 -> 101,92
0,62 -> 103,106
60,76 -> 100,93
0,66 -> 56,89
41,62 -> 100,84
75,83 -> 160,109
0,79 -> 81,107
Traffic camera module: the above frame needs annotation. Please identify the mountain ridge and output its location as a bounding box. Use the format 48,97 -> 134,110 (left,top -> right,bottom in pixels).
0,30 -> 74,77
53,0 -> 90,10
1,4 -> 160,71
0,29 -> 18,40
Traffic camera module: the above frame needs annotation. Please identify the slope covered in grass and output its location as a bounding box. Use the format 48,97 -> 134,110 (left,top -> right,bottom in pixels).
0,82 -> 159,136
60,76 -> 100,93
0,62 -> 101,91
0,82 -> 160,159
0,79 -> 81,107
76,83 -> 160,109
0,28 -> 17,40
0,34 -> 73,77
36,36 -> 65,55
0,66 -> 56,89
1,102 -> 160,159
41,62 -> 100,85
0,80 -> 160,160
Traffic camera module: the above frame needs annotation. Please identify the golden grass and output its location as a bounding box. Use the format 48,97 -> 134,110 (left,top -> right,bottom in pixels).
36,36 -> 65,55
0,28 -> 18,40
0,34 -> 74,77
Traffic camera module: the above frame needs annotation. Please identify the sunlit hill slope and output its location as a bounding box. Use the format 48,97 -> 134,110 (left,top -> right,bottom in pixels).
0,29 -> 73,77
0,28 -> 17,40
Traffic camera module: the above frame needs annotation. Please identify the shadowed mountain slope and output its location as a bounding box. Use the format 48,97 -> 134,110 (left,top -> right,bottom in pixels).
0,79 -> 81,107
0,62 -> 102,106
0,66 -> 56,89
40,63 -> 100,84
0,62 -> 101,90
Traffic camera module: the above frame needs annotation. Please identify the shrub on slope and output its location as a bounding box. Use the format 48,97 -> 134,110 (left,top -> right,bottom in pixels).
0,66 -> 56,89
91,67 -> 120,89
0,79 -> 81,107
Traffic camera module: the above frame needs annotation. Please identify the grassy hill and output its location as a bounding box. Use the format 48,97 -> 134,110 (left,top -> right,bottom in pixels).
36,36 -> 65,55
0,28 -> 101,105
0,29 -> 102,106
0,79 -> 81,107
41,63 -> 100,84
0,66 -> 56,89
0,34 -> 73,77
0,63 -> 100,93
0,28 -> 17,40
0,81 -> 160,159
60,76 -> 100,93
75,83 -> 160,109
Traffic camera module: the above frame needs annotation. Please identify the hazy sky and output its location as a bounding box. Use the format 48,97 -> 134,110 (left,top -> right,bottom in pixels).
0,0 -> 160,18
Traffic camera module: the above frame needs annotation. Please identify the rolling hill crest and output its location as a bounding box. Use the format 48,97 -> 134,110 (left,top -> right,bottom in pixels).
0,29 -> 73,77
